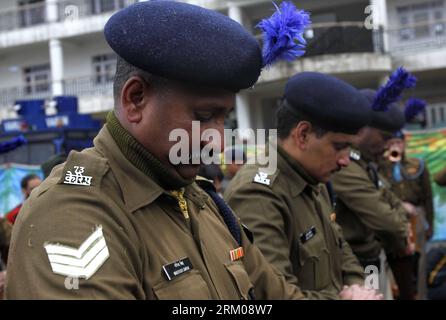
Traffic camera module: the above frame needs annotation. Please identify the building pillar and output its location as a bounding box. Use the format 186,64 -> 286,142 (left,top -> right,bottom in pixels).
49,39 -> 64,96
235,93 -> 253,141
228,4 -> 252,140
370,0 -> 389,52
46,0 -> 59,23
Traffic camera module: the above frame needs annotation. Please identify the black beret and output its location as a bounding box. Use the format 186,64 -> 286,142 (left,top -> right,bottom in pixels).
104,1 -> 262,92
361,89 -> 406,133
283,72 -> 371,134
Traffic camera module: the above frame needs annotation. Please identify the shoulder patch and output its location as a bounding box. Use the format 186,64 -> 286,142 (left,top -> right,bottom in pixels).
58,150 -> 108,187
251,167 -> 279,187
44,226 -> 110,280
253,171 -> 270,185
350,149 -> 361,161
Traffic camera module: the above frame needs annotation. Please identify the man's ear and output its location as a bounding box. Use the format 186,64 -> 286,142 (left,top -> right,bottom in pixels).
120,76 -> 150,124
291,121 -> 312,150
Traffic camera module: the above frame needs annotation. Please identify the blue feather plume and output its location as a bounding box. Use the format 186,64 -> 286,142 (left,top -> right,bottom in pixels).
405,98 -> 426,122
0,135 -> 26,154
256,1 -> 311,67
372,67 -> 417,111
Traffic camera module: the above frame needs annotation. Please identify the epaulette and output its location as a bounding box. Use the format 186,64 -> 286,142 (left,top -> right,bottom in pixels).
57,150 -> 108,188
252,168 -> 279,188
350,149 -> 361,161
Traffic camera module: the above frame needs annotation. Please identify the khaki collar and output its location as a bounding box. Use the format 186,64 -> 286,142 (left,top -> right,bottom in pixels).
276,146 -> 308,197
94,126 -> 209,213
94,126 -> 164,212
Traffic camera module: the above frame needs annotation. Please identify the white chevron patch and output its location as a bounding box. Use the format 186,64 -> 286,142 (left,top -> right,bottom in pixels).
44,226 -> 110,280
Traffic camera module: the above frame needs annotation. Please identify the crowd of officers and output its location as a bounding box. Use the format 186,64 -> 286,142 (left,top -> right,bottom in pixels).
0,1 -> 445,300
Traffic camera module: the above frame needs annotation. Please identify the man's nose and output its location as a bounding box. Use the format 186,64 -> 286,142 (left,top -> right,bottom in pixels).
338,151 -> 351,167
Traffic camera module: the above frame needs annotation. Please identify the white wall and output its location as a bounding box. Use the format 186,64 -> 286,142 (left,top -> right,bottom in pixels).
0,43 -> 49,89
63,35 -> 113,79
0,0 -> 19,11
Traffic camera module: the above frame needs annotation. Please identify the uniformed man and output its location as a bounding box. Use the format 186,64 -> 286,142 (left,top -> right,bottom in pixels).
331,88 -> 412,299
224,72 -> 382,299
5,1 -> 307,299
379,100 -> 433,299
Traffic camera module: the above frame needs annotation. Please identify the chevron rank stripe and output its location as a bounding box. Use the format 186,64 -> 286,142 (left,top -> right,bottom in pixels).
44,226 -> 110,280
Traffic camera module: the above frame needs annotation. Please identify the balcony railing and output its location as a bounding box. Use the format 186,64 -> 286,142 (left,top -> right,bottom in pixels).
255,21 -> 384,59
0,79 -> 51,108
63,74 -> 113,97
0,0 -> 137,32
0,2 -> 47,32
57,0 -> 137,22
386,20 -> 446,53
0,74 -> 114,108
304,22 -> 384,57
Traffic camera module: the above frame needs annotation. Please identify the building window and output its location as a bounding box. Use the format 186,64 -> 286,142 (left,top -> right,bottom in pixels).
92,53 -> 117,84
18,0 -> 45,28
396,0 -> 445,42
23,64 -> 51,95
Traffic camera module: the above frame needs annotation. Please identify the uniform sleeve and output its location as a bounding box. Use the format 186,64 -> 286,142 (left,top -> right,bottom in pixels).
329,221 -> 364,286
240,222 -> 346,300
331,164 -> 408,254
225,183 -> 340,299
5,184 -> 145,299
421,165 -> 435,229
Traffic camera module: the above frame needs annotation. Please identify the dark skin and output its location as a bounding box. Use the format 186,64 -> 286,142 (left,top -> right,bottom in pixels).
356,127 -> 391,161
116,75 -> 234,181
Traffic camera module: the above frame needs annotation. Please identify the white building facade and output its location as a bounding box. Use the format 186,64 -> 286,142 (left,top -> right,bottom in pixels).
0,0 -> 445,129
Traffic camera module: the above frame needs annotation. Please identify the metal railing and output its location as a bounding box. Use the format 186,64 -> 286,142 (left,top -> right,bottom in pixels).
63,74 -> 113,97
0,79 -> 52,108
57,0 -> 137,22
0,2 -> 47,32
0,74 -> 114,108
385,20 -> 446,53
427,103 -> 446,128
304,22 -> 384,56
0,0 -> 137,32
255,21 -> 384,58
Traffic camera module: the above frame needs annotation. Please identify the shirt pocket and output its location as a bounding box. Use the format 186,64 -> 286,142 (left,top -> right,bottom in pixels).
224,261 -> 254,300
152,269 -> 212,300
297,232 -> 331,291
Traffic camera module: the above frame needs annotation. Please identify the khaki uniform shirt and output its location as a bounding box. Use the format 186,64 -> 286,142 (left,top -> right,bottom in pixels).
331,152 -> 408,260
224,147 -> 364,299
6,126 -> 304,300
380,157 -> 434,229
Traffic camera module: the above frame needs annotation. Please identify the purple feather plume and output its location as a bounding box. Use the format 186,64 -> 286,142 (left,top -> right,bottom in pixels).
256,1 -> 311,67
405,98 -> 426,122
372,67 -> 417,111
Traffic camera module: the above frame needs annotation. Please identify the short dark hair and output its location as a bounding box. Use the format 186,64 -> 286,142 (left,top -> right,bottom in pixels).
21,174 -> 40,189
276,100 -> 327,139
113,56 -> 170,105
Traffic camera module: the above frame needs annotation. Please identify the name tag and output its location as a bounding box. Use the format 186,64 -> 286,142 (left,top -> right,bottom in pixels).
300,226 -> 316,244
162,257 -> 193,281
